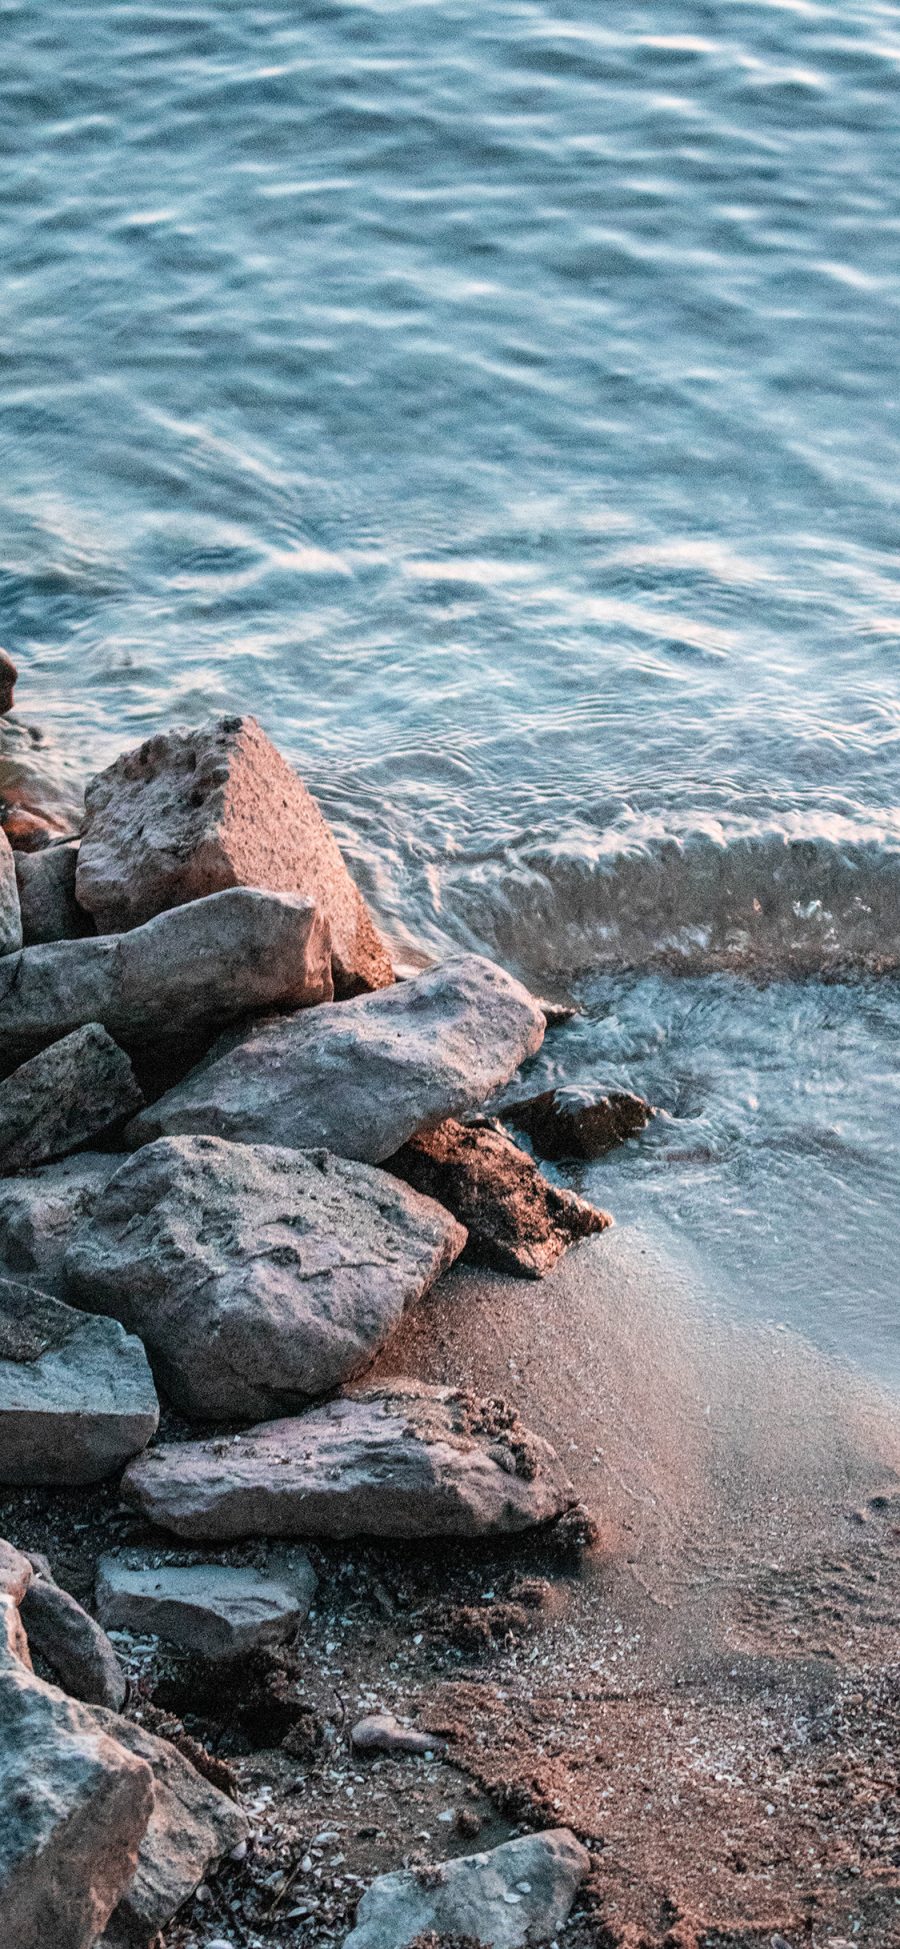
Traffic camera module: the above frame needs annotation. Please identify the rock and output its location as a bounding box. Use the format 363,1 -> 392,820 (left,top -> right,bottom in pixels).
0,649 -> 17,716
0,1586 -> 33,1668
21,1574 -> 127,1710
66,1136 -> 466,1419
0,1537 -> 33,1605
76,713 -> 393,996
505,1086 -> 654,1160
95,1554 -> 317,1661
0,716 -> 84,850
387,1118 -> 611,1278
15,840 -> 89,946
0,828 -> 22,957
0,1025 -> 143,1173
0,1274 -> 159,1484
350,1711 -> 442,1757
342,1828 -> 591,1949
0,1152 -> 121,1292
121,1381 -> 577,1542
0,1653 -> 153,1949
0,885 -> 333,1056
93,1710 -> 248,1949
126,954 -> 546,1163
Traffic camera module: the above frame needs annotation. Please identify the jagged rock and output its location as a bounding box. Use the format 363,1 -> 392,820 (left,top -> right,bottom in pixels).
351,1711 -> 442,1757
0,885 -> 332,1056
0,1652 -> 153,1949
15,840 -> 89,946
0,1537 -> 33,1605
94,1710 -> 248,1949
0,716 -> 84,851
342,1828 -> 591,1949
76,713 -> 393,996
21,1573 -> 127,1710
0,649 -> 17,716
505,1086 -> 654,1160
121,1381 -> 577,1542
96,1554 -> 317,1661
0,1153 -> 121,1292
126,955 -> 546,1163
0,1025 -> 142,1173
387,1118 -> 611,1278
0,1275 -> 158,1484
66,1136 -> 466,1419
0,828 -> 22,957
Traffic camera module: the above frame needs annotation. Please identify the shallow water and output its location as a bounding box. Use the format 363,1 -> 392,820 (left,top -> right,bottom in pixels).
2,1 -> 899,1376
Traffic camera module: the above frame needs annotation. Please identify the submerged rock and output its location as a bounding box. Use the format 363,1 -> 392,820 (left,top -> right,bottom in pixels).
342,1828 -> 591,1949
76,712 -> 393,995
0,649 -> 17,716
121,1381 -> 577,1542
0,1275 -> 158,1484
0,1025 -> 142,1173
65,1136 -> 466,1419
0,828 -> 22,957
0,716 -> 84,851
126,954 -> 546,1163
505,1085 -> 654,1160
15,839 -> 88,946
0,1152 -> 121,1292
0,885 -> 333,1054
387,1117 -> 611,1277
96,1554 -> 317,1661
21,1569 -> 126,1711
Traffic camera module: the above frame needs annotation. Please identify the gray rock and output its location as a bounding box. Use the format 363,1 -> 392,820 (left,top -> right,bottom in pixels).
76,713 -> 393,996
0,827 -> 22,957
126,954 -> 546,1163
93,1710 -> 248,1949
15,840 -> 88,946
0,1651 -> 153,1949
96,1554 -> 317,1661
21,1575 -> 127,1710
0,1152 -> 121,1292
0,1275 -> 159,1484
66,1136 -> 466,1419
0,886 -> 333,1056
342,1828 -> 591,1949
0,648 -> 17,716
121,1380 -> 577,1542
0,1025 -> 142,1173
350,1711 -> 442,1758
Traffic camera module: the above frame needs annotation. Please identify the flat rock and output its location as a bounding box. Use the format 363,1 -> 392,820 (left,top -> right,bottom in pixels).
126,954 -> 546,1163
76,713 -> 393,995
15,840 -> 89,946
94,1709 -> 248,1949
0,1152 -> 121,1292
21,1574 -> 126,1710
96,1554 -> 317,1661
350,1711 -> 441,1757
505,1086 -> 654,1160
66,1136 -> 466,1419
121,1380 -> 577,1542
0,886 -> 333,1055
387,1117 -> 611,1278
0,648 -> 17,716
0,827 -> 22,956
342,1828 -> 591,1949
0,1025 -> 142,1173
0,1275 -> 159,1484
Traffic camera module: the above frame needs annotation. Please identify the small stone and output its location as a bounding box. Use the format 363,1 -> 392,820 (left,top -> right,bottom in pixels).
95,1554 -> 317,1661
350,1712 -> 444,1757
0,1025 -> 142,1173
504,1086 -> 654,1160
341,1828 -> 590,1949
0,1274 -> 159,1484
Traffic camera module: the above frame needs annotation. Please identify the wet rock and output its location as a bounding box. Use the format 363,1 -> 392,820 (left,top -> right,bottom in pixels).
0,828 -> 22,956
0,1152 -> 121,1292
0,716 -> 84,850
126,954 -> 546,1163
0,886 -> 333,1056
121,1381 -> 577,1542
0,649 -> 17,716
0,1274 -> 158,1484
66,1136 -> 466,1419
0,1025 -> 142,1173
76,713 -> 393,996
387,1117 -> 611,1278
15,839 -> 89,946
504,1086 -> 654,1160
21,1572 -> 127,1710
342,1828 -> 591,1949
95,1553 -> 317,1661
350,1711 -> 443,1757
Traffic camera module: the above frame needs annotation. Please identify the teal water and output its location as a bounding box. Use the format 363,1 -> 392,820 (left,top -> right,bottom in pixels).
2,1 -> 900,1376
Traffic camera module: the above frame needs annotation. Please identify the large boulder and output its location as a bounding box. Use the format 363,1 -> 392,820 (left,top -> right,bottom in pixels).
96,1553 -> 317,1661
0,886 -> 333,1055
387,1117 -> 611,1278
65,1136 -> 466,1419
342,1829 -> 591,1949
14,840 -> 88,946
0,1153 -> 121,1293
76,713 -> 393,996
126,955 -> 546,1163
0,1275 -> 159,1484
0,1025 -> 142,1173
21,1570 -> 126,1711
121,1381 -> 577,1542
0,828 -> 22,956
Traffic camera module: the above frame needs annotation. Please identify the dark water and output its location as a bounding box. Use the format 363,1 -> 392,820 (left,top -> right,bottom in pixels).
2,0 -> 899,1375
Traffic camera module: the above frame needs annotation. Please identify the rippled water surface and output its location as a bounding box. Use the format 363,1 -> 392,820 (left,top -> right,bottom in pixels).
2,1 -> 899,1373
